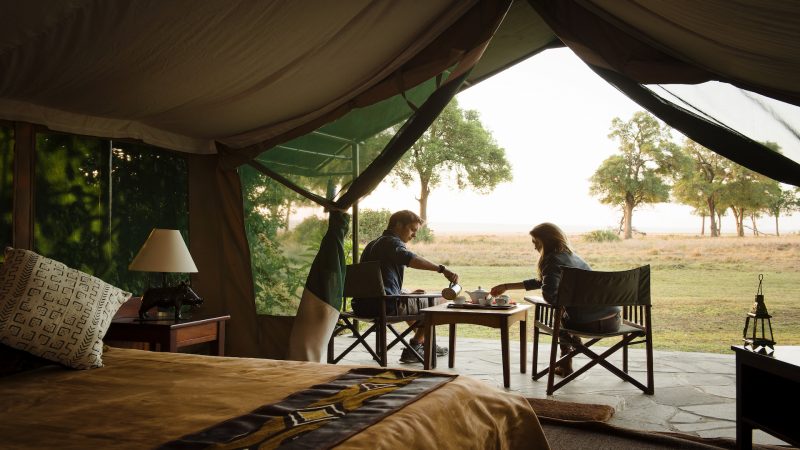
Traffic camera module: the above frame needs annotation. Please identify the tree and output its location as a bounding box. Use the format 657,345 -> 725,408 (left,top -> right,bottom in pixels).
720,164 -> 774,237
719,141 -> 786,237
589,112 -> 678,239
763,183 -> 798,236
380,99 -> 512,222
673,139 -> 729,237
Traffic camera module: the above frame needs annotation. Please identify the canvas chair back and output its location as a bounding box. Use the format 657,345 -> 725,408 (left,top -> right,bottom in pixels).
343,261 -> 385,299
557,265 -> 650,307
329,261 -> 433,367
530,264 -> 654,395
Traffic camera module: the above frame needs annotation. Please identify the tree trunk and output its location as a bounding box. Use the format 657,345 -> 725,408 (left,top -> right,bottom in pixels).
775,215 -> 780,237
750,214 -> 759,236
707,197 -> 718,237
700,215 -> 705,236
716,211 -> 723,235
623,201 -> 634,239
284,199 -> 292,230
418,178 -> 431,223
732,207 -> 745,237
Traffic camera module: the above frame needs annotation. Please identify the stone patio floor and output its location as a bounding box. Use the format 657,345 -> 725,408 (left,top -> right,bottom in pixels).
332,333 -> 790,447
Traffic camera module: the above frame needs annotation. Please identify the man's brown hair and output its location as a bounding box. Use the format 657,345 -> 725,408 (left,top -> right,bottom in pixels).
388,210 -> 424,229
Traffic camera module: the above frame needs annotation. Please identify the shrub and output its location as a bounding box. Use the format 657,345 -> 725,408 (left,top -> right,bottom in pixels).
357,209 -> 392,242
290,215 -> 328,246
415,224 -> 434,243
357,208 -> 435,243
584,229 -> 621,243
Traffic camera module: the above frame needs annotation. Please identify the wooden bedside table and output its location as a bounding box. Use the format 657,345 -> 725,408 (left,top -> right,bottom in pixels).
106,297 -> 230,355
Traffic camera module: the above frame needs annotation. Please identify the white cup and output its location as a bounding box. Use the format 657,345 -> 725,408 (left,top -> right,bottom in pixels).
453,296 -> 466,305
495,295 -> 510,306
479,296 -> 493,306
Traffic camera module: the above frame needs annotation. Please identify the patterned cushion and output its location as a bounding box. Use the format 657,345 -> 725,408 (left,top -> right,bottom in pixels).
0,248 -> 131,369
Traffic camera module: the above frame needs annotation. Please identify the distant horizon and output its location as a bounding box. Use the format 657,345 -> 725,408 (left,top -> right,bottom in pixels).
288,207 -> 800,236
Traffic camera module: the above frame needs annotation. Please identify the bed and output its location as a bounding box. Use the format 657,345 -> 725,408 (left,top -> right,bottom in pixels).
0,346 -> 548,449
0,247 -> 547,449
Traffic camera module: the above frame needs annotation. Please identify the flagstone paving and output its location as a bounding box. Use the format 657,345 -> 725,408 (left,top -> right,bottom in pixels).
332,334 -> 789,446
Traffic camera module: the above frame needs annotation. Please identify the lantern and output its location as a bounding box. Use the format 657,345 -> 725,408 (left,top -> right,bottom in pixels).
742,274 -> 775,354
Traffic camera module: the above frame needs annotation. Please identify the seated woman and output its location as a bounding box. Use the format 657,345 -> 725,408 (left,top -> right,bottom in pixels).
490,222 -> 620,376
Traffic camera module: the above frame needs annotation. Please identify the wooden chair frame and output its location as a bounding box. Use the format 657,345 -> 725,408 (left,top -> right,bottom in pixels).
530,265 -> 654,395
327,262 -> 435,366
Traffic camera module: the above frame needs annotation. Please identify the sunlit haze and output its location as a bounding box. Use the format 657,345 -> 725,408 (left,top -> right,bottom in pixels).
342,49 -> 800,235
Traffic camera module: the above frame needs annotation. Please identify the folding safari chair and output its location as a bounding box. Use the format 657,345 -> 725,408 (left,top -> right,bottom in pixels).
529,265 -> 654,395
327,261 -> 435,366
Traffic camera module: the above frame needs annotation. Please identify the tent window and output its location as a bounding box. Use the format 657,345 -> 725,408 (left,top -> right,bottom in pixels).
33,132 -> 188,294
0,124 -> 12,258
240,164 -> 332,316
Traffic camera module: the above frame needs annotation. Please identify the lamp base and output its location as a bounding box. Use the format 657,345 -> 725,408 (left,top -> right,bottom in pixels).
137,282 -> 203,322
743,338 -> 775,355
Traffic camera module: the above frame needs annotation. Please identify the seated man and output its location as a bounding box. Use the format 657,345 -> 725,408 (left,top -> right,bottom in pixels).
353,210 -> 458,363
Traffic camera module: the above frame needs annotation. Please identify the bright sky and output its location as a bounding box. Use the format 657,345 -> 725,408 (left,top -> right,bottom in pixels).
357,48 -> 800,235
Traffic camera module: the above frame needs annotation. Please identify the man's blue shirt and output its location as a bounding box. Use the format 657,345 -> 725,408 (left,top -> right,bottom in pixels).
359,230 -> 415,295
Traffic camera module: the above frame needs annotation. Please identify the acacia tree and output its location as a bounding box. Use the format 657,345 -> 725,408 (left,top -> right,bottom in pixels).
386,99 -> 512,222
673,139 -> 729,237
718,141 -> 788,237
766,187 -> 800,236
589,112 -> 678,239
720,163 -> 772,237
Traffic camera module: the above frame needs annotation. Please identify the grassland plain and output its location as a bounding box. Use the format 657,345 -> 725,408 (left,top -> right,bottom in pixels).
400,233 -> 800,354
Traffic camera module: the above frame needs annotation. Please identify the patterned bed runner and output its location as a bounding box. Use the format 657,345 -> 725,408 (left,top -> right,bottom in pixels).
158,368 -> 456,450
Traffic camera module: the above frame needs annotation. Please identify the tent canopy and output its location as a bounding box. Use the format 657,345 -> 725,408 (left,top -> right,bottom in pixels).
3,0 -> 798,190
2,0 -> 800,357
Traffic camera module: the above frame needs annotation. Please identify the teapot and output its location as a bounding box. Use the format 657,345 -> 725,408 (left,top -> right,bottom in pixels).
466,286 -> 490,304
442,282 -> 462,300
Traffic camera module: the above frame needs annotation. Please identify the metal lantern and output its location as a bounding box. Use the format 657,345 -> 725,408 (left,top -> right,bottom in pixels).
742,274 -> 775,354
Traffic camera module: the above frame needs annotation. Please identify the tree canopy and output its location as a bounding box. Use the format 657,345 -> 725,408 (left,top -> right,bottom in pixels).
589,112 -> 679,239
370,99 -> 512,223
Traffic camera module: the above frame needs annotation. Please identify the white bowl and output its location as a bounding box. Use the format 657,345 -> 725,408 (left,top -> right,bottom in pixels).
453,296 -> 466,305
495,295 -> 510,306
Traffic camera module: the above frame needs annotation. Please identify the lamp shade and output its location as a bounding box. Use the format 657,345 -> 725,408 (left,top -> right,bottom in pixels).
129,229 -> 198,273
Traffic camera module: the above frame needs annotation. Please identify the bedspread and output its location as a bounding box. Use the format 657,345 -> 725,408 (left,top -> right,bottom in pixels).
0,347 -> 548,449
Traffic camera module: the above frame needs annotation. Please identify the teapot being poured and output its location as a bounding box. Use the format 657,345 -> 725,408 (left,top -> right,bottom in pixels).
466,286 -> 491,304
442,282 -> 462,300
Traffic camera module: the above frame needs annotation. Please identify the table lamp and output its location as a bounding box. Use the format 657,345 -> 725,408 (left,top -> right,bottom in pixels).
130,229 -> 197,285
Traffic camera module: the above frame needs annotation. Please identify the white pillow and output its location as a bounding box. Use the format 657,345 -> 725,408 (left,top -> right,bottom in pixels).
0,248 -> 131,369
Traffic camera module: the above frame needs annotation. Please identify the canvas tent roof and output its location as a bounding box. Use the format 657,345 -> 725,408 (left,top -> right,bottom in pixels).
0,0 -> 512,155
2,0 -> 800,357
2,0 -> 798,192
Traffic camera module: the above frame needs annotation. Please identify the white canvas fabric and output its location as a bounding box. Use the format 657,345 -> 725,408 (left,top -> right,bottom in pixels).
0,0 -> 472,154
287,291 -> 339,363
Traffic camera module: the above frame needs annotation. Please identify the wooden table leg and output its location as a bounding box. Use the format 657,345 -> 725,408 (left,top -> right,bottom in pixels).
215,321 -> 226,356
449,323 -> 456,368
168,332 -> 177,353
431,325 -> 437,369
501,317 -> 510,388
423,315 -> 433,370
736,421 -> 753,450
532,326 -> 539,376
520,318 -> 526,374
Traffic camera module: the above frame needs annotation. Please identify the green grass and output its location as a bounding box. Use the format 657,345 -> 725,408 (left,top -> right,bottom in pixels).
397,234 -> 800,354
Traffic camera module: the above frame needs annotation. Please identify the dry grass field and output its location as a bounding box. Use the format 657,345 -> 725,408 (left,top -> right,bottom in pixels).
402,233 -> 800,354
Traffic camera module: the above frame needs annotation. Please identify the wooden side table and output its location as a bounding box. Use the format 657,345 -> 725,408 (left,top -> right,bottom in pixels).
106,297 -> 230,355
731,345 -> 799,449
421,303 -> 531,388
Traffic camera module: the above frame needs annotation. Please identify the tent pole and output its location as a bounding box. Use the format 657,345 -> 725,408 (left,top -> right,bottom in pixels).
350,142 -> 360,332
351,142 -> 360,264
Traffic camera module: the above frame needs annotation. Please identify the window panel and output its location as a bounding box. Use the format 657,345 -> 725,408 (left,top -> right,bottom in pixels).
34,133 -> 188,294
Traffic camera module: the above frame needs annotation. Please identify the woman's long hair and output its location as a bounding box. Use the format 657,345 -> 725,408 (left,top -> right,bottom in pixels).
530,222 -> 572,277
